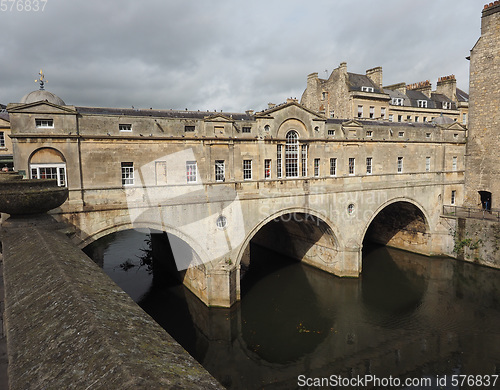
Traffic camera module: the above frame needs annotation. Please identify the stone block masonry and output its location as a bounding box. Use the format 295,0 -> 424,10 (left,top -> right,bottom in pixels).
0,217 -> 222,390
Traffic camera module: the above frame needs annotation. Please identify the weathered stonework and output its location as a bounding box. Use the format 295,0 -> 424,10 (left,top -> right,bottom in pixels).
464,2 -> 500,208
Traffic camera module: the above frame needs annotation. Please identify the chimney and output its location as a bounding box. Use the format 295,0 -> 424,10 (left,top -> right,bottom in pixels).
339,62 -> 347,74
384,82 -> 407,95
268,103 -> 276,109
436,75 -> 457,101
286,97 -> 298,104
245,109 -> 254,116
366,66 -> 383,90
407,80 -> 432,98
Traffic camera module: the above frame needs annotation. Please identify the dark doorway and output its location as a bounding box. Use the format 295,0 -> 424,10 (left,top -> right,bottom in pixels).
479,191 -> 492,210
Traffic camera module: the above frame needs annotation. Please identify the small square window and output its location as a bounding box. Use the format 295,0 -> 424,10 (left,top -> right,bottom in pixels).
35,119 -> 54,128
242,127 -> 251,133
399,131 -> 404,137
328,129 -> 335,136
119,124 -> 132,131
426,133 -> 431,139
366,130 -> 373,137
185,125 -> 195,132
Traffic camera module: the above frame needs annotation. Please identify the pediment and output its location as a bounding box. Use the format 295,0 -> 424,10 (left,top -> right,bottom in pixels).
255,101 -> 326,120
204,113 -> 234,122
443,122 -> 466,131
7,101 -> 77,115
341,119 -> 363,128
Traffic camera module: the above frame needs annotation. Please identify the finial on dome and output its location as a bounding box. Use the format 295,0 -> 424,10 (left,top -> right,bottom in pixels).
35,69 -> 47,90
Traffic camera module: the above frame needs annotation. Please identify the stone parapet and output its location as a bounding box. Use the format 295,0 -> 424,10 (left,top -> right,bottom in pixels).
1,217 -> 222,389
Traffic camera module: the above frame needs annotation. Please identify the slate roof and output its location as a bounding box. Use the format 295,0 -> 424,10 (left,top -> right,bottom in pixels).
347,73 -> 385,94
0,111 -> 9,122
431,93 -> 456,110
456,88 -> 469,102
76,107 -> 253,121
406,90 -> 436,109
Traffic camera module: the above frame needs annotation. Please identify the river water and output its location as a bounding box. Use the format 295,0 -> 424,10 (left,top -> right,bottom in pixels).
84,229 -> 500,389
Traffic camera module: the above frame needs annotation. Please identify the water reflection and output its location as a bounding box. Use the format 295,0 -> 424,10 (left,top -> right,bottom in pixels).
84,231 -> 500,390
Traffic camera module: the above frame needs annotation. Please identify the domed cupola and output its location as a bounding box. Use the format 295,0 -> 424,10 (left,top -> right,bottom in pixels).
19,70 -> 66,106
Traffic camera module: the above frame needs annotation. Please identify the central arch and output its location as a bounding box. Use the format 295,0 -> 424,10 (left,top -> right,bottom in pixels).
236,208 -> 344,279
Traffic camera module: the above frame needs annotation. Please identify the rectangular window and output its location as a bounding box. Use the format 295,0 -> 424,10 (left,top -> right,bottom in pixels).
31,164 -> 67,187
243,159 -> 252,180
417,100 -> 428,108
184,125 -> 195,132
155,161 -> 167,185
242,126 -> 251,133
348,158 -> 355,175
301,145 -> 308,177
388,114 -> 393,122
314,158 -> 320,177
366,157 -> 372,175
425,157 -> 431,172
330,158 -> 337,176
0,131 -> 4,148
369,106 -> 375,119
398,115 -> 402,122
443,102 -> 450,109
186,161 -> 197,183
277,144 -> 282,178
452,156 -> 457,171
406,115 -> 412,122
426,133 -> 431,139
366,130 -> 373,138
35,119 -> 53,128
381,107 -> 386,119
215,160 -> 225,182
423,117 -> 428,123
264,159 -> 271,179
357,105 -> 363,118
451,190 -> 456,205
392,98 -> 403,106
328,129 -> 335,136
399,131 -> 404,137
321,91 -> 328,100
415,116 -> 419,123
361,86 -> 374,92
119,124 -> 132,131
121,162 -> 134,186
462,113 -> 467,125
397,157 -> 403,173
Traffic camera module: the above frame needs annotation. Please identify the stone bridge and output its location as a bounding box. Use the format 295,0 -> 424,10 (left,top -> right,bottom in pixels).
56,170 -> 459,307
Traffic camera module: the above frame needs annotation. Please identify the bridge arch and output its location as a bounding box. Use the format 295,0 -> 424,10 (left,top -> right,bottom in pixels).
361,197 -> 432,255
236,207 -> 344,276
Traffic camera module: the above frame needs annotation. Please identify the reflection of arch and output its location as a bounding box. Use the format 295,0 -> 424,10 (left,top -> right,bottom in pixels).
29,147 -> 67,186
236,207 -> 342,268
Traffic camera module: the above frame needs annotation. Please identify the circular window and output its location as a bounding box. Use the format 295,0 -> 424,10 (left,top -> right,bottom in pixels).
216,215 -> 228,229
347,204 -> 355,215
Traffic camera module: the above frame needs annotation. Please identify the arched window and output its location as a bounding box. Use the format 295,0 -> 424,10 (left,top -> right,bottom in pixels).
285,130 -> 299,177
29,148 -> 67,187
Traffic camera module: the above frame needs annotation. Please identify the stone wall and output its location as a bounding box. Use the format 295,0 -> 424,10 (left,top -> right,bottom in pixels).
465,3 -> 500,207
0,216 -> 222,389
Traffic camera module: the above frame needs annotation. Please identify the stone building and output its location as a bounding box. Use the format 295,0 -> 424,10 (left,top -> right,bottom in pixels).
300,63 -> 469,126
0,104 -> 13,170
464,1 -> 500,209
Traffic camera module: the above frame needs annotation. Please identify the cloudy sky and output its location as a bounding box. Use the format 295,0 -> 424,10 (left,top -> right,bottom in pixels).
1,0 -> 486,112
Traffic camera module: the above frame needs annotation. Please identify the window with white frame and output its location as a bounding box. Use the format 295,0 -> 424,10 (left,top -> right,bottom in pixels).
417,100 -> 428,108
381,107 -> 386,119
369,106 -> 375,119
243,159 -> 252,180
0,131 -> 5,148
186,161 -> 197,183
425,157 -> 431,172
328,129 -> 335,136
397,157 -> 403,173
242,126 -> 251,133
348,158 -> 355,175
415,116 -> 419,123
314,158 -> 320,177
451,190 -> 456,205
357,105 -> 363,118
31,163 -> 67,187
462,113 -> 467,125
442,102 -> 451,109
119,124 -> 132,131
277,144 -> 282,178
361,86 -> 374,92
366,157 -> 372,174
215,160 -> 225,182
264,159 -> 271,179
398,115 -> 403,122
301,144 -> 308,177
423,117 -> 428,122
388,114 -> 394,122
35,119 -> 54,128
392,98 -> 403,106
330,158 -> 337,176
121,162 -> 134,186
452,156 -> 457,171
366,130 -> 373,138
285,131 -> 299,177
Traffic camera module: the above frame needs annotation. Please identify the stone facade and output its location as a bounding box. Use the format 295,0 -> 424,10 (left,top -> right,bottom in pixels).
0,107 -> 13,170
7,95 -> 466,306
300,63 -> 469,126
464,2 -> 500,209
